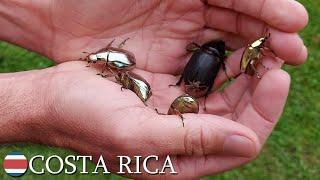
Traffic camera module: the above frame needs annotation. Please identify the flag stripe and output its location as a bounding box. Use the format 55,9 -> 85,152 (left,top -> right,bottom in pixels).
3,160 -> 28,169
7,173 -> 24,177
4,169 -> 27,173
8,152 -> 23,155
5,155 -> 27,160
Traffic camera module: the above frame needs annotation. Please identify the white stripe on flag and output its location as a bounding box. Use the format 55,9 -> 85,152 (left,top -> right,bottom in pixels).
4,155 -> 26,160
4,169 -> 27,173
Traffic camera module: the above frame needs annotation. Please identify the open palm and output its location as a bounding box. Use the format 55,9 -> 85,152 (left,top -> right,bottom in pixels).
7,0 -> 308,178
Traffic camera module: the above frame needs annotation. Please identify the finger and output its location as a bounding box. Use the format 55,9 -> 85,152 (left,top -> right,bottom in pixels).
204,74 -> 250,116
236,69 -> 290,143
205,6 -> 308,65
133,111 -> 260,158
206,0 -> 308,32
197,29 -> 250,50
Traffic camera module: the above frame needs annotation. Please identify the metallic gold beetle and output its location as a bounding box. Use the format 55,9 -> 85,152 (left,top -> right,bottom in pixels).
240,33 -> 274,78
81,38 -> 136,76
115,71 -> 152,106
156,94 -> 199,127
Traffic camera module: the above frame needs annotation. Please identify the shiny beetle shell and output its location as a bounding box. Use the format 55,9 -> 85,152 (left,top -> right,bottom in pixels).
174,40 -> 227,98
116,71 -> 152,105
240,35 -> 270,77
89,47 -> 136,71
168,94 -> 199,115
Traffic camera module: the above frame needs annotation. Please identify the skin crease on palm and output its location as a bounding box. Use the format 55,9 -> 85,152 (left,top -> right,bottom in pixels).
0,0 -> 309,178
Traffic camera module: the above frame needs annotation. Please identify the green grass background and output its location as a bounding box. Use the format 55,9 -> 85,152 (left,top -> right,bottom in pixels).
0,0 -> 319,179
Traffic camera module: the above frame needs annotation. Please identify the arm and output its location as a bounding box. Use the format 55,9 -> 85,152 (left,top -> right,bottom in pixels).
0,70 -> 50,144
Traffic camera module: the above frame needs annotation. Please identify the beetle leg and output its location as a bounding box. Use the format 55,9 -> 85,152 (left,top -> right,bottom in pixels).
121,86 -> 127,91
186,42 -> 201,52
250,63 -> 262,79
203,94 -> 209,111
101,73 -> 114,78
107,66 -> 117,77
101,68 -> 116,78
105,39 -> 115,50
155,109 -> 166,115
176,76 -> 183,86
118,38 -> 130,48
107,39 -> 115,47
86,61 -> 92,67
97,64 -> 108,76
259,62 -> 270,70
97,39 -> 116,52
173,109 -> 185,127
81,52 -> 92,66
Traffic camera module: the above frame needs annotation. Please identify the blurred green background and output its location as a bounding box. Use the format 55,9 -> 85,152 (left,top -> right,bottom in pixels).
0,0 -> 319,179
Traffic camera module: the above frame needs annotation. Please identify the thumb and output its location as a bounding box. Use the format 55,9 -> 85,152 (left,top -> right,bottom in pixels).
137,112 -> 260,158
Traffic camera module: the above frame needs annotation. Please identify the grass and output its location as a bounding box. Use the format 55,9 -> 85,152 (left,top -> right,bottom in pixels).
0,0 -> 319,179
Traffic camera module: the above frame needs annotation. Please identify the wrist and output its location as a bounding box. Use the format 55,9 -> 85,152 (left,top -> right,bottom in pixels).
0,69 -> 54,144
0,1 -> 52,57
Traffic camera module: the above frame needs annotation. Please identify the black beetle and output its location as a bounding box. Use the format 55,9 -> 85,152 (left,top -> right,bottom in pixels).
170,40 -> 229,109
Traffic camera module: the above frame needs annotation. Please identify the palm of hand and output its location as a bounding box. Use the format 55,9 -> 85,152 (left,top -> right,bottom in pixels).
48,0 -> 281,124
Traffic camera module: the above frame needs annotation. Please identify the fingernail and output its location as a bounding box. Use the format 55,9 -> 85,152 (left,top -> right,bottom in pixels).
223,135 -> 256,157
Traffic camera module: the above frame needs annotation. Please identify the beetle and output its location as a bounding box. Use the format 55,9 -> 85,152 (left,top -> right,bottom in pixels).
81,38 -> 136,77
170,40 -> 229,109
115,71 -> 152,106
155,94 -> 199,127
240,32 -> 275,78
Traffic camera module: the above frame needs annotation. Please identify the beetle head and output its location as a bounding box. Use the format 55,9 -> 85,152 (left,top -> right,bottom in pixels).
203,40 -> 226,57
185,81 -> 208,98
88,54 -> 99,63
81,52 -> 98,63
260,32 -> 271,45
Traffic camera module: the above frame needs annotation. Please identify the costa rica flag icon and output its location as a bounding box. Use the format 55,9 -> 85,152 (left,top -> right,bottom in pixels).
3,151 -> 28,177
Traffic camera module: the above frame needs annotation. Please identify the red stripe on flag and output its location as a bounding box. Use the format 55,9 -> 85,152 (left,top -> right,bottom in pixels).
3,160 -> 28,169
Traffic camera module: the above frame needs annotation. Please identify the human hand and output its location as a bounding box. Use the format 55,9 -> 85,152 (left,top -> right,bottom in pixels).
0,60 -> 289,178
0,0 -> 308,178
1,0 -> 308,71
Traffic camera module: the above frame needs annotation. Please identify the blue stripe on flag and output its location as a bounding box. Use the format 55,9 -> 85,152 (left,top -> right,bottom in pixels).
9,151 -> 23,155
8,173 -> 24,177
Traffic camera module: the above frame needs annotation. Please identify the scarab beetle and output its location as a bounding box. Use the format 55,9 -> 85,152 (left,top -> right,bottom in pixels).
171,40 -> 228,106
81,38 -> 136,77
156,94 -> 199,127
240,32 -> 274,78
115,71 -> 152,106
